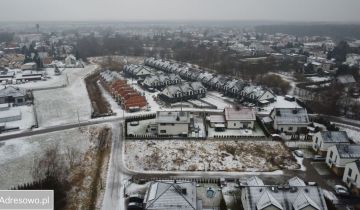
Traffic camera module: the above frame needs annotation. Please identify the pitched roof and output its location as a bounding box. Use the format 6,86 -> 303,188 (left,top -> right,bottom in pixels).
144,181 -> 197,210
335,144 -> 360,159
288,177 -> 306,187
0,86 -> 27,98
319,131 -> 350,143
293,191 -> 320,210
257,190 -> 283,210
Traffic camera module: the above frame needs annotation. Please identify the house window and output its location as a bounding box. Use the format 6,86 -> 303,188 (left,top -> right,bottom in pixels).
348,168 -> 353,177
234,123 -> 236,126
288,127 -> 293,131
160,130 -> 166,134
356,174 -> 358,182
329,151 -> 333,158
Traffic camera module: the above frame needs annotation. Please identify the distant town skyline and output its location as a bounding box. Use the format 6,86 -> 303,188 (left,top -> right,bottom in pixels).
0,0 -> 360,23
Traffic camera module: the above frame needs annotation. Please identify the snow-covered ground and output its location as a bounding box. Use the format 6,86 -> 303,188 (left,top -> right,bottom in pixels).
33,65 -> 96,127
125,140 -> 298,172
1,105 -> 35,131
0,126 -> 98,189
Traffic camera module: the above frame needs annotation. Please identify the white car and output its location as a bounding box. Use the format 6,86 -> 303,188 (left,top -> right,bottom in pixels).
294,150 -> 304,158
334,185 -> 350,196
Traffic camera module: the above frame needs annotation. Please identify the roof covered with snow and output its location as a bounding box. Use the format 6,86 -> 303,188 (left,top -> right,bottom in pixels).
224,107 -> 256,121
242,177 -> 328,210
319,131 -> 350,143
144,181 -> 197,210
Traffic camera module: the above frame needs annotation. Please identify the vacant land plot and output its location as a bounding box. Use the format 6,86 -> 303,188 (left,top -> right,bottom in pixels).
125,140 -> 298,172
34,66 -> 95,127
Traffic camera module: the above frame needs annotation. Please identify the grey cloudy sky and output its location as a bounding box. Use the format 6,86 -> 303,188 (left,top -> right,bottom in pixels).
1,0 -> 360,22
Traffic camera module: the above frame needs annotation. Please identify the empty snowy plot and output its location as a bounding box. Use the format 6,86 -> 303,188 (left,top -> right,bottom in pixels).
0,126 -> 97,190
125,140 -> 298,172
33,66 -> 96,127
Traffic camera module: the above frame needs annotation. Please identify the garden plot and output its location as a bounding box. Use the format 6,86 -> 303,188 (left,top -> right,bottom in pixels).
125,140 -> 298,172
0,125 -> 102,190
34,65 -> 96,127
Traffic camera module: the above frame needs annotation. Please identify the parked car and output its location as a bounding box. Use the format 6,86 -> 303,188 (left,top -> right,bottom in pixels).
334,185 -> 350,196
294,150 -> 304,157
312,155 -> 326,161
130,121 -> 139,126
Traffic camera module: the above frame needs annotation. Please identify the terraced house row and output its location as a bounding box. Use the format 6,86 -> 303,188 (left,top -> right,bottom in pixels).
100,70 -> 147,111
144,57 -> 276,105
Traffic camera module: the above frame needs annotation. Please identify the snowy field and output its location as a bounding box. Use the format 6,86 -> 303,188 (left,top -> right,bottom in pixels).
125,140 -> 298,172
0,125 -> 101,189
34,65 -> 96,127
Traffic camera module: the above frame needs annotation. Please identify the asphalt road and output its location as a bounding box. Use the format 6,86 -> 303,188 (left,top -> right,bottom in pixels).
0,116 -> 123,141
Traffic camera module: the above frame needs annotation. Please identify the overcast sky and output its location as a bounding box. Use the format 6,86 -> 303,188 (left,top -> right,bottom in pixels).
1,0 -> 359,22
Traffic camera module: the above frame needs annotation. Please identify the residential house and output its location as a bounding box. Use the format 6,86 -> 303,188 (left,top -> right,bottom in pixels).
0,86 -> 31,105
21,62 -> 37,70
241,86 -> 276,105
224,107 -> 256,129
270,108 -> 310,133
241,176 -> 328,210
143,181 -> 199,210
312,131 -> 351,156
156,111 -> 191,136
343,160 -> 360,195
124,64 -> 153,79
326,144 -> 360,176
160,82 -> 206,103
143,74 -> 181,90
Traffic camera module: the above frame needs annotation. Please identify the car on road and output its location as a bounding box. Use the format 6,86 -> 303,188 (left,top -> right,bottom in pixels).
334,185 -> 350,197
130,121 -> 139,126
312,155 -> 326,161
294,150 -> 304,157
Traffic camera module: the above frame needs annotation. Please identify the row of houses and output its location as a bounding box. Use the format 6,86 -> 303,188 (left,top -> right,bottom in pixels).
311,130 -> 360,194
159,82 -> 207,103
123,64 -> 153,79
144,57 -> 276,105
135,176 -> 328,210
143,74 -> 182,90
100,70 -> 147,111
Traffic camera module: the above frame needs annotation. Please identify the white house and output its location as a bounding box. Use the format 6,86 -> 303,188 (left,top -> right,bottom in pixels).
21,62 -> 37,70
156,111 -> 191,136
343,160 -> 360,195
241,176 -> 328,210
270,108 -> 310,133
143,181 -> 199,210
224,107 -> 256,129
312,131 -> 350,156
326,144 -> 360,176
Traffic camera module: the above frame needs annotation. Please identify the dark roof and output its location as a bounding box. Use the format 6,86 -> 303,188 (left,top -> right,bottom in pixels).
336,144 -> 360,159
320,131 -> 350,143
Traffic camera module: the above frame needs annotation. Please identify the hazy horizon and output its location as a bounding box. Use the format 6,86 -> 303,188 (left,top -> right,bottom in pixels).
1,0 -> 360,23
